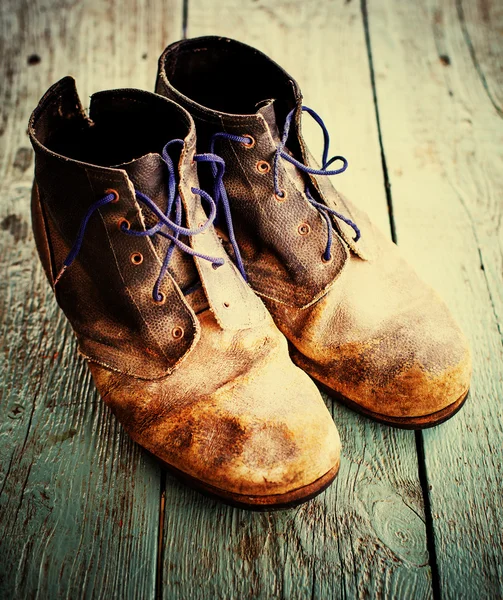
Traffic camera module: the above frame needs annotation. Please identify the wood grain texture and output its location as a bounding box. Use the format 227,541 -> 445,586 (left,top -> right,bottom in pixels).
2,0 -> 501,597
160,2 -> 432,598
366,0 -> 503,596
0,0 -> 183,597
454,0 -> 503,329
456,0 -> 503,117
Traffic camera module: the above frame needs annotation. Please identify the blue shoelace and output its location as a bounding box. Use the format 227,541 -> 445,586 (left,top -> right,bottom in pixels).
55,141 -> 231,303
209,106 -> 361,270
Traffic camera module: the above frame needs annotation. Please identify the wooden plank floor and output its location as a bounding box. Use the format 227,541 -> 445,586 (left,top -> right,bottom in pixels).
0,0 -> 501,598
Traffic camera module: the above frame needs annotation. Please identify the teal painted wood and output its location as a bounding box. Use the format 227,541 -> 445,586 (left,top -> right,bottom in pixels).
0,319 -> 160,598
454,0 -> 503,328
3,0 -> 499,597
366,0 -> 503,596
0,0 -> 184,597
163,406 -> 432,599
161,2 -> 432,598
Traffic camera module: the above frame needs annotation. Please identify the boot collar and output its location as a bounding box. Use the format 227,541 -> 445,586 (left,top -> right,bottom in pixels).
156,36 -> 302,126
29,76 -> 198,181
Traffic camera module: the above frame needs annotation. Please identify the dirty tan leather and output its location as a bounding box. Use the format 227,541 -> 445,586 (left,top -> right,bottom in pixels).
89,309 -> 340,496
156,37 -> 472,422
30,77 -> 341,504
269,205 -> 472,418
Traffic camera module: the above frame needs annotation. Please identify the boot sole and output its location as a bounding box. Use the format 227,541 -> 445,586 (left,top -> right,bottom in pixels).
151,454 -> 340,510
315,379 -> 469,429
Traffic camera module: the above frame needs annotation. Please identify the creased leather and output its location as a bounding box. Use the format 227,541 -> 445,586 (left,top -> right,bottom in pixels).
30,76 -> 341,501
89,309 -> 340,496
156,37 -> 472,419
156,41 -> 349,310
30,79 -> 198,378
266,211 -> 472,417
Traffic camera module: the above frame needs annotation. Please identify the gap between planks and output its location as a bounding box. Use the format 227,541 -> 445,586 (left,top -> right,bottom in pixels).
360,1 -> 442,597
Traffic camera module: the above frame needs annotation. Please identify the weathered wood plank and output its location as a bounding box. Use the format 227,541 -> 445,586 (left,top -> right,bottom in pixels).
161,2 -> 432,598
454,0 -> 503,329
0,0 -> 183,596
456,0 -> 503,117
366,0 -> 503,596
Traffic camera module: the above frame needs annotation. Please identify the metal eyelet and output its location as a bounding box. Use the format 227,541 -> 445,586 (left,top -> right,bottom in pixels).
118,218 -> 130,231
274,190 -> 287,202
321,254 -> 332,263
153,292 -> 166,305
241,135 -> 255,149
105,188 -> 120,203
256,160 -> 271,174
172,326 -> 184,339
130,252 -> 143,265
298,223 -> 311,236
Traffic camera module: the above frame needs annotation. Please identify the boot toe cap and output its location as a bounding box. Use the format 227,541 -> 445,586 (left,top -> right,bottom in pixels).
90,344 -> 341,505
161,360 -> 341,500
321,312 -> 472,423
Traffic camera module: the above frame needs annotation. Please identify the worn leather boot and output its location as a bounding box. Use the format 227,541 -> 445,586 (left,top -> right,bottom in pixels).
156,37 -> 472,428
29,77 -> 341,508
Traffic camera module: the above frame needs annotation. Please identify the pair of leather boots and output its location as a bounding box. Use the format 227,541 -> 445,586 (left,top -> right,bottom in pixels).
29,37 -> 471,509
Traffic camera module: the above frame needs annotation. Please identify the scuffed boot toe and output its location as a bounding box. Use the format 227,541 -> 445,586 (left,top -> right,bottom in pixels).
90,313 -> 341,509
290,296 -> 472,429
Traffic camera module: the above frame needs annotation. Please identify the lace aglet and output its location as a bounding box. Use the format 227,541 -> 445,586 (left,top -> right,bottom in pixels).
53,265 -> 67,286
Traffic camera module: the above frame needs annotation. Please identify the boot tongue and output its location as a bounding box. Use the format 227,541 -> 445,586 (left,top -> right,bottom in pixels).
255,99 -> 282,144
256,99 -> 306,194
116,153 -> 208,312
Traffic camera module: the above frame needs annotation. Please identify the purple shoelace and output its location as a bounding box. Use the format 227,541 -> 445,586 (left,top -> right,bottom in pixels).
191,152 -> 246,279
55,140 -> 227,302
210,106 -> 361,266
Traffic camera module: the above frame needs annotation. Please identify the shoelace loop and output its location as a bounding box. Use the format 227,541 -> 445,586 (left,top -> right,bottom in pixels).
55,140 -> 226,302
210,106 -> 361,265
194,149 -> 247,280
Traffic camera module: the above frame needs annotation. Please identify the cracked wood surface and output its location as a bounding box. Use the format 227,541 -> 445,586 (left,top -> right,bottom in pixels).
0,0 -> 182,597
0,0 -> 502,598
367,0 -> 503,596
